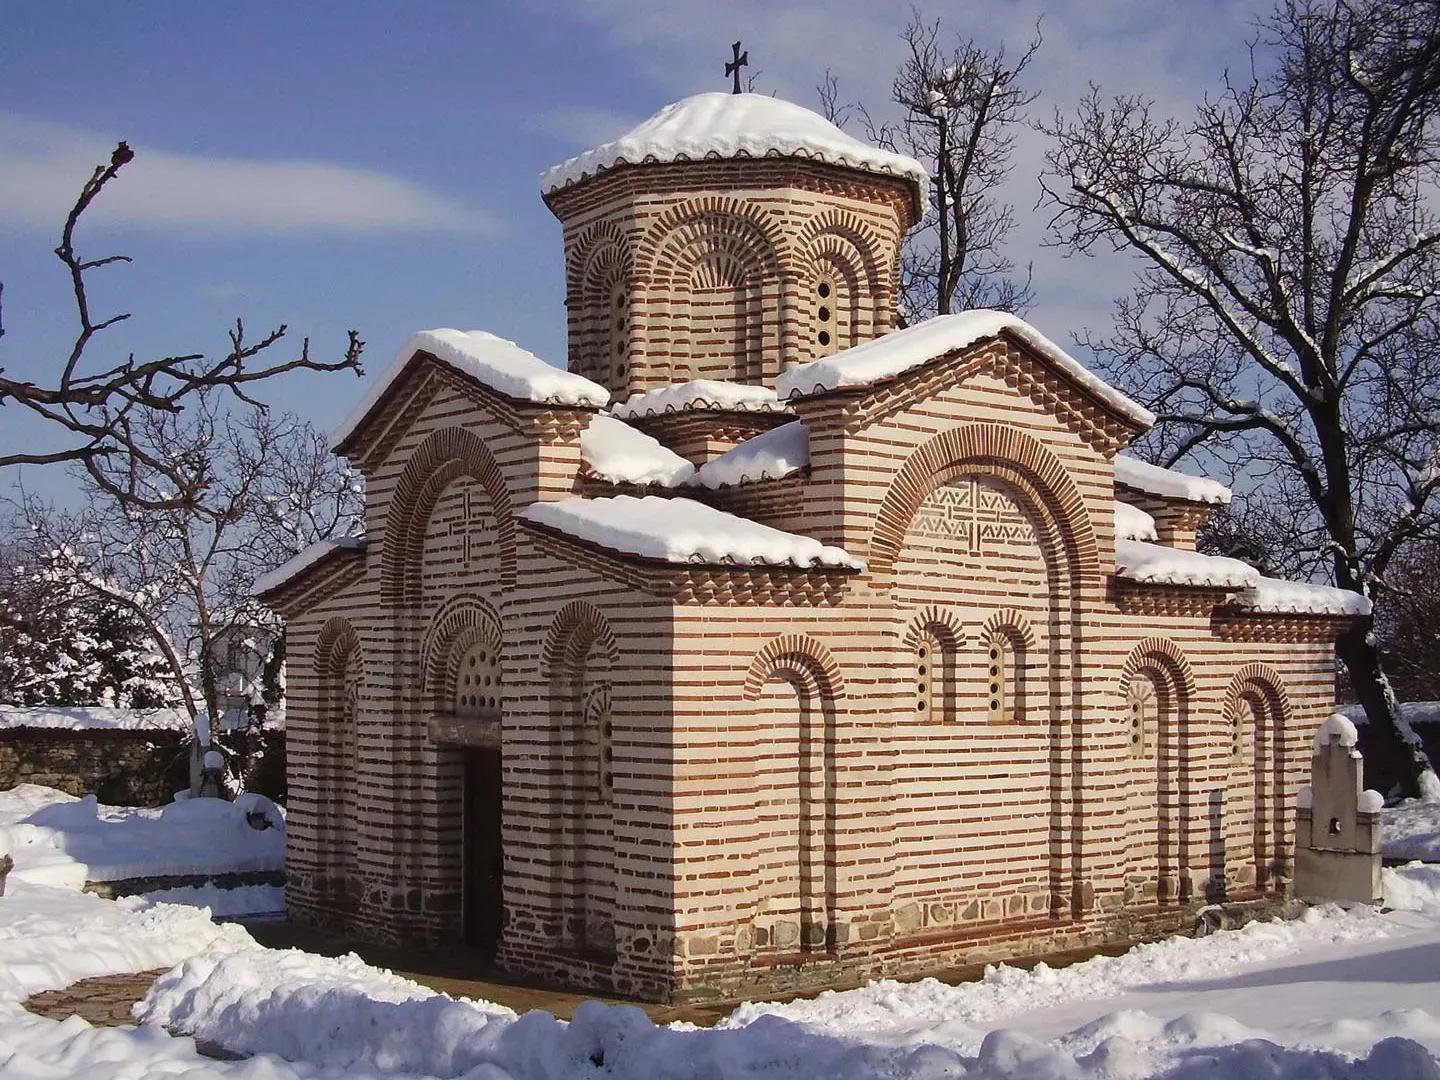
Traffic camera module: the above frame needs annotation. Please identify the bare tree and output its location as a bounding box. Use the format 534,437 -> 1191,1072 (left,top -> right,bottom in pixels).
1043,0 -> 1440,796
0,143 -> 365,505
820,13 -> 1040,324
16,397 -> 362,794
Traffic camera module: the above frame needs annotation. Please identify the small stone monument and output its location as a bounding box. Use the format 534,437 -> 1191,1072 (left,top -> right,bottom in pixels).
1293,712 -> 1383,906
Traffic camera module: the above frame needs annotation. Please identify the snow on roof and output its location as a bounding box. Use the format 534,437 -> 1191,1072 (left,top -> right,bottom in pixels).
581,414 -> 695,487
521,494 -> 862,569
1232,577 -> 1372,617
1113,539 -> 1260,589
0,706 -> 191,732
539,92 -> 928,199
331,329 -> 609,450
1115,501 -> 1158,542
774,311 -> 1155,426
252,536 -> 365,597
1114,454 -> 1232,505
691,420 -> 809,489
609,379 -> 789,420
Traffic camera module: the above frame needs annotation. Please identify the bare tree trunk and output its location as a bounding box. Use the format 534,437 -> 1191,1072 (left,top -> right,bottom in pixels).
1338,622 -> 1435,799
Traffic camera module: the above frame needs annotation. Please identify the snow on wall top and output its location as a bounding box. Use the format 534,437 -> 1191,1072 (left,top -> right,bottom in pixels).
774,311 -> 1155,426
0,706 -> 191,732
581,415 -> 695,487
331,329 -> 610,450
609,379 -> 789,420
252,536 -> 365,597
1233,576 -> 1372,617
1115,501 -> 1158,542
521,494 -> 862,570
1314,712 -> 1361,754
691,420 -> 809,489
1113,539 -> 1260,589
538,92 -> 929,198
1113,454 -> 1232,505
1339,701 -> 1440,728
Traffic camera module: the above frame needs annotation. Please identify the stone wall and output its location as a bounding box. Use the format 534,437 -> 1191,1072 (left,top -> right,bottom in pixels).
0,729 -> 189,806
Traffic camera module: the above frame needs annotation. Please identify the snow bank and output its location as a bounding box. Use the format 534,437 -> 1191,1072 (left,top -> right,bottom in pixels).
774,310 -> 1155,425
0,880 -> 249,1003
1114,538 -> 1260,589
1114,501 -> 1157,542
1385,802 -> 1440,861
609,379 -> 788,419
1114,453 -> 1233,504
137,864 -> 1440,1080
252,533 -> 364,596
332,329 -> 609,450
0,784 -> 284,885
522,495 -> 862,569
581,414 -> 694,487
690,421 -> 809,489
539,92 -> 928,197
0,705 -> 190,732
1235,576 -> 1372,616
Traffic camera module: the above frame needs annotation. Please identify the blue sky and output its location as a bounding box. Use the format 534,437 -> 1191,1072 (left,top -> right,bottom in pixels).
1,0 -> 1270,498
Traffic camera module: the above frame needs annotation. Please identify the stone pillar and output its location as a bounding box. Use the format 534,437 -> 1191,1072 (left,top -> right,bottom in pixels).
1293,713 -> 1382,906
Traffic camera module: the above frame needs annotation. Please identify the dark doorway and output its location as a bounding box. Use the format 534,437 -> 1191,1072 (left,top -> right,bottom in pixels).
463,748 -> 504,955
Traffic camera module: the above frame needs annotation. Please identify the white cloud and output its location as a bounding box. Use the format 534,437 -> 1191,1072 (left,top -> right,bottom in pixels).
0,113 -> 497,236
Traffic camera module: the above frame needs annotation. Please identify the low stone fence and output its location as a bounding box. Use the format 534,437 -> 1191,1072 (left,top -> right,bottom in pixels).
0,727 -> 190,807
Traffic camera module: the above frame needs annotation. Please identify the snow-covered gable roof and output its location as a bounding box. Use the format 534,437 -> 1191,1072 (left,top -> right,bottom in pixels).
581,415 -> 695,487
539,93 -> 928,202
1113,540 -> 1368,617
1114,454 -> 1232,505
1115,501 -> 1158,542
331,330 -> 609,452
1114,539 -> 1259,589
609,379 -> 789,420
252,536 -> 365,598
521,494 -> 861,570
1232,576 -> 1372,617
691,420 -> 809,489
0,706 -> 191,732
774,311 -> 1155,427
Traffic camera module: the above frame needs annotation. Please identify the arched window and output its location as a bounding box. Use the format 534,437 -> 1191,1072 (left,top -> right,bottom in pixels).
915,628 -> 938,717
1229,697 -> 1253,763
983,630 -> 1025,723
609,284 -> 629,392
815,277 -> 839,356
1127,674 -> 1157,758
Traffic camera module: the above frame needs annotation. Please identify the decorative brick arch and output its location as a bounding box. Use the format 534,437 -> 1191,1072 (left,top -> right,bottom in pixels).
565,218 -> 630,288
1223,663 -> 1292,723
980,609 -> 1040,651
901,605 -> 968,653
635,197 -> 788,281
542,601 -> 621,673
742,633 -> 846,701
312,616 -> 362,881
419,594 -> 503,711
381,427 -> 516,605
868,423 -> 1099,591
1223,662 -> 1293,893
1119,637 -> 1199,705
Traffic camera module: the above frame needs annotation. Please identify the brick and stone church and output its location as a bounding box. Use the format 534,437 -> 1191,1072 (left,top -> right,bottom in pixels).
256,92 -> 1365,1003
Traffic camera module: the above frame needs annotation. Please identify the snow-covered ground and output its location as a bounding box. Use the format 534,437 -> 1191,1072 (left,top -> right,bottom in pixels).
4,782 -> 1440,1078
0,783 -> 284,903
1384,796 -> 1440,861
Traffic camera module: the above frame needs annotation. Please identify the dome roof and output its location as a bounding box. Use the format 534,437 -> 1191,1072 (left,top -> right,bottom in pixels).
538,92 -> 928,201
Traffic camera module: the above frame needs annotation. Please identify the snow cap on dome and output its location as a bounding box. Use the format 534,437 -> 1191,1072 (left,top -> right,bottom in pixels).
539,92 -> 928,202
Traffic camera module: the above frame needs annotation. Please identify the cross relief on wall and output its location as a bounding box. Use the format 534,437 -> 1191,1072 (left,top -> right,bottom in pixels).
909,478 -> 1037,556
448,488 -> 476,567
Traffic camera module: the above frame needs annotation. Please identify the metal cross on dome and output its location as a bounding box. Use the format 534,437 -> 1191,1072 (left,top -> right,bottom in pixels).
725,41 -> 748,94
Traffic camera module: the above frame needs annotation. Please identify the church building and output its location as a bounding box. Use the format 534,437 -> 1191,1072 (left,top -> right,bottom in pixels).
255,92 -> 1367,1003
